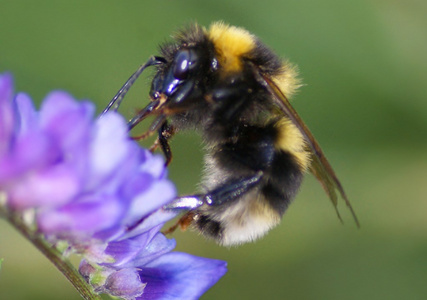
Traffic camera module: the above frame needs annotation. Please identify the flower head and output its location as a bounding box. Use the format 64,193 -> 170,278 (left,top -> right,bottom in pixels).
0,73 -> 226,299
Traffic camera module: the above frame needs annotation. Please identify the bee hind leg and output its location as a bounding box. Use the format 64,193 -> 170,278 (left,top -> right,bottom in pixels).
162,172 -> 263,235
164,171 -> 263,211
162,172 -> 263,234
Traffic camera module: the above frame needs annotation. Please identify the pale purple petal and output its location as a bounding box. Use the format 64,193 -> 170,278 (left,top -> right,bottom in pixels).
104,238 -> 150,267
40,93 -> 94,152
104,268 -> 146,299
0,133 -> 58,182
39,91 -> 94,129
106,232 -> 176,268
120,172 -> 154,201
87,113 -> 131,190
0,73 -> 15,155
38,194 -> 125,234
120,210 -> 178,241
139,153 -> 168,179
14,92 -> 38,135
92,226 -> 127,243
120,233 -> 176,269
89,142 -> 143,196
7,164 -> 81,210
0,73 -> 13,106
126,181 -> 176,223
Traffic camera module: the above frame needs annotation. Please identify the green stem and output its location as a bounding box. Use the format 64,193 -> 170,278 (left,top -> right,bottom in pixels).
0,207 -> 102,300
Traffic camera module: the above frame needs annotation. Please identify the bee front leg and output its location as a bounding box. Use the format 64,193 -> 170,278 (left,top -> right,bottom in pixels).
131,114 -> 167,141
102,56 -> 165,114
157,121 -> 175,166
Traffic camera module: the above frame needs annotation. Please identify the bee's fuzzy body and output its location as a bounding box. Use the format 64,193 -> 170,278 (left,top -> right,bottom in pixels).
109,22 -> 357,246
152,23 -> 310,245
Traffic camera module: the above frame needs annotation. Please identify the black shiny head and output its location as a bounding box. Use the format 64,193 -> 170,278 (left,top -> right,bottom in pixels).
150,45 -> 214,111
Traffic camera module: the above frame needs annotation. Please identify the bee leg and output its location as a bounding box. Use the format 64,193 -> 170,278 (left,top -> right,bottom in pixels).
131,114 -> 167,140
162,211 -> 195,234
148,139 -> 160,152
202,171 -> 263,206
162,172 -> 263,234
127,101 -> 164,131
102,56 -> 165,115
164,171 -> 263,211
157,121 -> 175,166
163,195 -> 205,211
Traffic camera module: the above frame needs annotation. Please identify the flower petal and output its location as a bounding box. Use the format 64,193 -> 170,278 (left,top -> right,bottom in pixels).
126,180 -> 176,224
7,164 -> 81,210
39,91 -> 94,129
0,73 -> 15,155
104,268 -> 146,299
106,232 -> 176,268
139,152 -> 168,179
86,113 -> 132,190
38,194 -> 125,235
14,92 -> 38,135
0,132 -> 58,183
120,209 -> 178,241
139,252 -> 227,300
39,92 -> 94,158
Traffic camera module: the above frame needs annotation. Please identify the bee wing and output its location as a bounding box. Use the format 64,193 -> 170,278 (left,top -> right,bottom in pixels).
257,72 -> 360,227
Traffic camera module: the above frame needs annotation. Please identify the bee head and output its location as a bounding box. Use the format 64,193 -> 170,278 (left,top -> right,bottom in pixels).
149,45 -> 214,114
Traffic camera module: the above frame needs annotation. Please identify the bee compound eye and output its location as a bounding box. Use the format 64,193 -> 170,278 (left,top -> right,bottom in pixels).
173,49 -> 191,80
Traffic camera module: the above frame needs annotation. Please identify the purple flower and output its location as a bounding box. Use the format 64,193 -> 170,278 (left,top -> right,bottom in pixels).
0,73 -> 227,299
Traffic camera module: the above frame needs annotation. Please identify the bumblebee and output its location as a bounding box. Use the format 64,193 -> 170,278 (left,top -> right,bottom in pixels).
104,22 -> 359,246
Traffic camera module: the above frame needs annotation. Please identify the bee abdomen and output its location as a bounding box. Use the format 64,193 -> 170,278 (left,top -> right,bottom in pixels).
195,149 -> 304,246
262,149 -> 305,215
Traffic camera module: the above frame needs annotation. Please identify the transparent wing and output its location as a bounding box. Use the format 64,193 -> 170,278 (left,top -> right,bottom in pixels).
255,71 -> 360,227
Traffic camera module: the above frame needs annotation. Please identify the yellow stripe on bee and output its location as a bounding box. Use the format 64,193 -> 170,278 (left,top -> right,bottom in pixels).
274,118 -> 310,171
271,62 -> 301,99
208,22 -> 256,73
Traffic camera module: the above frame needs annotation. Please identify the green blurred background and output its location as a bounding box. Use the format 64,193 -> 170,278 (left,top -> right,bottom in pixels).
1,1 -> 427,299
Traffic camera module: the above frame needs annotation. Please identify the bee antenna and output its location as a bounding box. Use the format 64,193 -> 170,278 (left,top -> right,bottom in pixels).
102,56 -> 166,115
